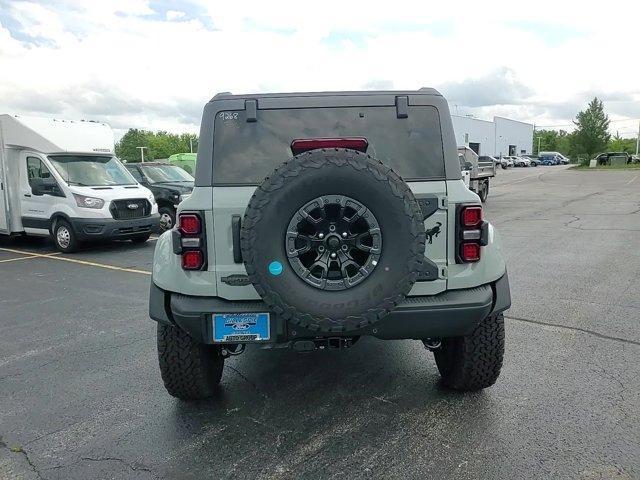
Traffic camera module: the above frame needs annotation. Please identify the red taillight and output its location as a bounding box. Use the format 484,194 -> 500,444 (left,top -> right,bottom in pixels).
461,206 -> 482,227
179,214 -> 201,235
460,242 -> 481,262
457,205 -> 484,263
290,137 -> 369,155
182,250 -> 203,270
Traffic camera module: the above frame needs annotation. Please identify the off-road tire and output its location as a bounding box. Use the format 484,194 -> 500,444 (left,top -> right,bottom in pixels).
130,233 -> 152,243
157,324 -> 224,401
53,219 -> 79,253
241,148 -> 426,334
434,313 -> 505,391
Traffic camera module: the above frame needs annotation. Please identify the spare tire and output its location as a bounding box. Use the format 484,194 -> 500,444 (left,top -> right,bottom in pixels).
240,148 -> 426,333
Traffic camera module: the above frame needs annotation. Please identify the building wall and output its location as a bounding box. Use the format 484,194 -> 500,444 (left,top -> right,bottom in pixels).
451,114 -> 533,157
494,116 -> 534,157
451,116 -> 495,155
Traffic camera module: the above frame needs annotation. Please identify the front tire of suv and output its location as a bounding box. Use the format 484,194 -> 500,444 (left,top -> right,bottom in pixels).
159,206 -> 176,232
157,324 -> 224,401
433,313 -> 504,391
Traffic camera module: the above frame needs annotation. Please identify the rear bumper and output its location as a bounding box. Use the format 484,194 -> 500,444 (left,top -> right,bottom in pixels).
150,273 -> 511,344
70,214 -> 160,240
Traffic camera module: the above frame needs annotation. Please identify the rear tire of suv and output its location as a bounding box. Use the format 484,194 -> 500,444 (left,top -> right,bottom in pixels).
157,324 -> 224,401
434,313 -> 504,391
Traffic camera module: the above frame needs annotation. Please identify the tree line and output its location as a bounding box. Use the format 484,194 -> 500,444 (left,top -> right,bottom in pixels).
115,129 -> 198,163
533,98 -> 637,161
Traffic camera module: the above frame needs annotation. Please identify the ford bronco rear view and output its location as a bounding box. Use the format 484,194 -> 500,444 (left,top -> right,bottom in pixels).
149,90 -> 511,400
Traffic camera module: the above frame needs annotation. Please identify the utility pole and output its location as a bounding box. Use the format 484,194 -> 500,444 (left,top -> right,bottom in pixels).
137,146 -> 147,162
538,136 -> 541,154
189,138 -> 193,154
636,121 -> 639,156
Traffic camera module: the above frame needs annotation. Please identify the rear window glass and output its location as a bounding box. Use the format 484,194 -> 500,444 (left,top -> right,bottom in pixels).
212,106 -> 445,184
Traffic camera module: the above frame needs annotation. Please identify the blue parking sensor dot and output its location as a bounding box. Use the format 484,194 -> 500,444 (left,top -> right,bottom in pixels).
268,261 -> 283,276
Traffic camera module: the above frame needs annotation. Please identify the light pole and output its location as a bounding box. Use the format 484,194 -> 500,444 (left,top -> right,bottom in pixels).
137,146 -> 147,162
189,138 -> 193,154
537,136 -> 541,154
636,121 -> 639,156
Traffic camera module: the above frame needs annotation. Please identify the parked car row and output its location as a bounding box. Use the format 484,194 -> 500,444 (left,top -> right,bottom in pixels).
494,151 -> 570,168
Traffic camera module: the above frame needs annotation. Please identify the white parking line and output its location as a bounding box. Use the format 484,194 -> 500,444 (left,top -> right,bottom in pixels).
626,175 -> 637,185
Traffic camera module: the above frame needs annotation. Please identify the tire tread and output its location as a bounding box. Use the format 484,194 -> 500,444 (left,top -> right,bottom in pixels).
157,324 -> 224,401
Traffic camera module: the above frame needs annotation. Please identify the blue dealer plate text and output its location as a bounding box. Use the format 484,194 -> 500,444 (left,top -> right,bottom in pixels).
213,313 -> 270,342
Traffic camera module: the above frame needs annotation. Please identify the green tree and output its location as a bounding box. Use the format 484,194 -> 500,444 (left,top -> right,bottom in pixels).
572,98 -> 610,158
608,132 -> 637,153
115,129 -> 198,163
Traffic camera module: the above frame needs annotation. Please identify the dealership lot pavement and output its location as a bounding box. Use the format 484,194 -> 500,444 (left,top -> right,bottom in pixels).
1,165 -> 639,480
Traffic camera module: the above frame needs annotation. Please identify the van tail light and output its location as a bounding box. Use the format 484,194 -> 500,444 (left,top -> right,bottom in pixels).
456,205 -> 487,263
176,212 -> 206,271
290,137 -> 369,155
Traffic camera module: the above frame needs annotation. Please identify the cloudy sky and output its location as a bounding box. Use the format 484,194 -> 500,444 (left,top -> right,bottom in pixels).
1,0 -> 638,139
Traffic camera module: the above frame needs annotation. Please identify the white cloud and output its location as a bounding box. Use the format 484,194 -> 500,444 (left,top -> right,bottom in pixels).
166,10 -> 186,21
0,0 -> 638,140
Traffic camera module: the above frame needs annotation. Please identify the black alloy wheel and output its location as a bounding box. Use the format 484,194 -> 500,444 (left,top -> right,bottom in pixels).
285,195 -> 382,291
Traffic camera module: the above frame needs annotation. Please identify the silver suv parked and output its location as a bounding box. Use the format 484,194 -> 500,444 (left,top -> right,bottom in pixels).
149,90 -> 511,401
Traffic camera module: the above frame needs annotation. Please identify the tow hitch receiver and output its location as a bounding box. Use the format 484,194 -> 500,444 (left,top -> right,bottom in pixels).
292,337 -> 356,352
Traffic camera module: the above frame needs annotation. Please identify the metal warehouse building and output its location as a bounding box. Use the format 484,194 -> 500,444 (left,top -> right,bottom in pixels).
451,115 -> 534,157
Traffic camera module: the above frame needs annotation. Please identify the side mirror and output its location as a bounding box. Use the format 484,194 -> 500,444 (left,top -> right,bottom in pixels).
464,162 -> 473,170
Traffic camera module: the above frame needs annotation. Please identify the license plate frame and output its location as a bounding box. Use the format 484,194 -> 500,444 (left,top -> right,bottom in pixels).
212,312 -> 270,342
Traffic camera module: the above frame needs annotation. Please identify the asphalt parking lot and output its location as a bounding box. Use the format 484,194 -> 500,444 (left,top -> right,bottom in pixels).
1,165 -> 639,480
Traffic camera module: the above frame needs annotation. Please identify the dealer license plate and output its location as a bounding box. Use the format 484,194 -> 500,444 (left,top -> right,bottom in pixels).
213,313 -> 270,342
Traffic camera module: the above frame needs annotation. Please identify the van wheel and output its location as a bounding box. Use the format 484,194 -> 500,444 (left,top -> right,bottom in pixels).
53,219 -> 78,253
130,233 -> 151,243
433,313 -> 505,391
157,324 -> 224,401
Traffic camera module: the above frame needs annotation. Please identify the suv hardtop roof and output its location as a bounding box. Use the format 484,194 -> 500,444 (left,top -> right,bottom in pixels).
210,88 -> 442,102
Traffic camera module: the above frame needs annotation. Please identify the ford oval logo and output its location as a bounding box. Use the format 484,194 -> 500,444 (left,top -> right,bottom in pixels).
127,203 -> 139,210
231,323 -> 250,331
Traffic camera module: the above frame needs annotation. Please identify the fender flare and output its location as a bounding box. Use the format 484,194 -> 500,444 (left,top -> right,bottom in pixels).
49,212 -> 74,234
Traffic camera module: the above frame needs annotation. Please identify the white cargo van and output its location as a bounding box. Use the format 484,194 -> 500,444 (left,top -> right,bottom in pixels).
0,115 -> 159,252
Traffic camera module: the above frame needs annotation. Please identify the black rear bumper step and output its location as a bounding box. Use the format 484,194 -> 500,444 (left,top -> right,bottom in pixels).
149,272 -> 511,343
